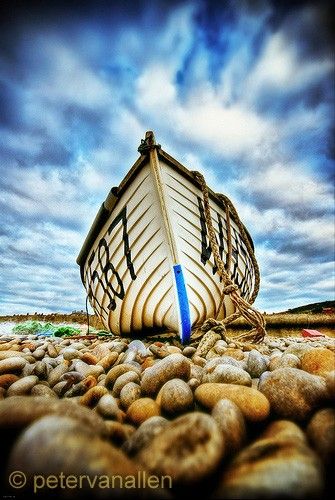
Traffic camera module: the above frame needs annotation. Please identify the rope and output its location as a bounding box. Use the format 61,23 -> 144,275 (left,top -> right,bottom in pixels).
192,171 -> 266,344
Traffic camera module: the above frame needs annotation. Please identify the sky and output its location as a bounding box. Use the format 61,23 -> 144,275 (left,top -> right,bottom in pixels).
0,0 -> 333,316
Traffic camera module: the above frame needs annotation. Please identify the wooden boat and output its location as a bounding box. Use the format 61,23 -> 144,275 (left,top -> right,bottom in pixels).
77,132 -> 260,343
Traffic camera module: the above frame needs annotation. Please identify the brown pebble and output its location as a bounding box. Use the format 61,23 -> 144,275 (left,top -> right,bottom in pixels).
159,378 -> 194,415
126,397 -> 160,426
306,408 -> 335,464
258,367 -> 328,420
105,363 -> 141,389
7,375 -> 39,396
0,351 -> 28,360
301,348 -> 335,376
195,383 -> 270,422
0,396 -> 108,436
81,352 -> 99,365
53,380 -> 71,397
7,415 -> 142,493
214,420 -> 323,499
0,374 -> 19,389
212,399 -> 246,454
119,382 -> 142,409
104,420 -> 136,446
224,348 -> 244,360
47,343 -> 58,358
141,353 -> 190,396
33,361 -> 49,380
97,352 -> 118,370
48,361 -> 71,387
112,371 -> 140,397
137,412 -> 225,484
325,370 -> 335,399
192,355 -> 206,367
31,384 -> 57,398
122,416 -> 168,457
79,385 -> 108,407
0,357 -> 26,374
96,394 -> 123,421
260,419 -> 307,443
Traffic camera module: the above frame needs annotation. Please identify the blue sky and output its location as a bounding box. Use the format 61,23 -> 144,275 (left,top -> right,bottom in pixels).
0,0 -> 333,315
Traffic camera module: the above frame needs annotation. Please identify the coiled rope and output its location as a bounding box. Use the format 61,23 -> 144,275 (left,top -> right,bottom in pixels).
192,171 -> 266,344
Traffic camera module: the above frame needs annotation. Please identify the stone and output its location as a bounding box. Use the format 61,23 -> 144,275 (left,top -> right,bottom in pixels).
104,421 -> 136,446
126,398 -> 160,426
141,353 -> 190,395
79,386 -> 108,407
112,371 -> 140,397
0,357 -> 26,374
258,367 -> 328,420
105,363 -> 141,389
190,364 -> 203,382
214,420 -> 323,499
137,412 -> 225,485
301,348 -> 335,376
192,355 -> 206,367
224,348 -> 244,360
195,383 -> 270,422
204,364 -> 252,386
212,399 -> 246,454
30,384 -> 57,398
285,343 -> 313,358
8,415 -> 143,496
195,331 -> 221,358
325,370 -> 335,399
269,353 -> 301,371
0,396 -> 108,436
214,339 -> 228,355
158,378 -> 194,415
122,416 -> 168,457
96,352 -> 118,370
6,375 -> 39,396
96,394 -> 121,420
205,356 -> 242,373
246,349 -> 268,378
260,420 -> 307,444
306,408 -> 335,464
119,382 -> 142,409
182,346 -> 196,357
0,374 -> 19,389
73,360 -> 104,379
48,361 -> 71,387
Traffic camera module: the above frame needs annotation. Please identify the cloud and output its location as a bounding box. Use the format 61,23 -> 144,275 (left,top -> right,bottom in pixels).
0,0 -> 333,316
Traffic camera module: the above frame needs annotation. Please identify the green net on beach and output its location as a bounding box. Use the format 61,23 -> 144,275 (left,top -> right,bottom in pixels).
12,321 -> 81,337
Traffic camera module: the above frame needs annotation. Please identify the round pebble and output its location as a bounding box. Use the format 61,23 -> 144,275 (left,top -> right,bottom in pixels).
195,383 -> 270,422
158,378 -> 194,415
141,353 -> 190,395
258,367 -> 328,420
137,412 -> 225,484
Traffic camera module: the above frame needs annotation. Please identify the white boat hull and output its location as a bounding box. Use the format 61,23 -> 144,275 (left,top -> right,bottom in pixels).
78,135 -> 257,342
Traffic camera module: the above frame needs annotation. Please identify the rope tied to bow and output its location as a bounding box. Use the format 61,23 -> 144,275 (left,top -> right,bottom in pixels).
192,170 -> 266,344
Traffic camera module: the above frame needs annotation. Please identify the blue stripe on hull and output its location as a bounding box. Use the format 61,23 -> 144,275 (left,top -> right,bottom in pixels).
173,264 -> 191,344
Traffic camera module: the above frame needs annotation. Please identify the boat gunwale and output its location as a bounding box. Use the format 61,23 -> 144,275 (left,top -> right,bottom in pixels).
76,147 -> 255,278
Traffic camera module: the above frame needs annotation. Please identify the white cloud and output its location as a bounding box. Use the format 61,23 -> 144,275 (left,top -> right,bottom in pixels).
246,30 -> 333,96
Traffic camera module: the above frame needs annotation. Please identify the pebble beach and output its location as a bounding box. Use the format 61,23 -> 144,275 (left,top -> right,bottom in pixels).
0,329 -> 334,499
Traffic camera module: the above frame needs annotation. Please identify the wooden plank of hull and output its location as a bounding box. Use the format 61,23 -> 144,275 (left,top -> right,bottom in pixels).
83,164 -> 178,336
81,145 -> 257,340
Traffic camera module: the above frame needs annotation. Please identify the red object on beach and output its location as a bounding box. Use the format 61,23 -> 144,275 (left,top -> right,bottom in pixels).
301,329 -> 325,338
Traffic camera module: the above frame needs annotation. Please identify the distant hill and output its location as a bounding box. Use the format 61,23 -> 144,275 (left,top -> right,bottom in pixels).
286,301 -> 335,314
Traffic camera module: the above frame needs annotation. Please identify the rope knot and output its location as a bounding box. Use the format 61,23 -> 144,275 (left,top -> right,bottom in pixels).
223,284 -> 239,294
